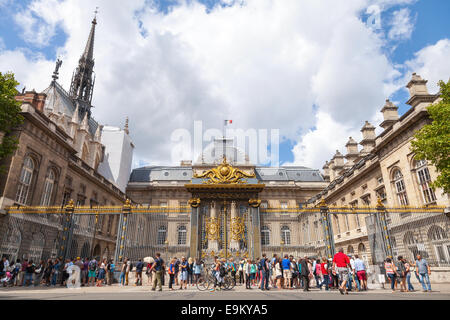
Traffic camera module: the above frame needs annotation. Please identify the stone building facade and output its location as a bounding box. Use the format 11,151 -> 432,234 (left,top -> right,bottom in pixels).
306,73 -> 449,280
0,17 -> 128,262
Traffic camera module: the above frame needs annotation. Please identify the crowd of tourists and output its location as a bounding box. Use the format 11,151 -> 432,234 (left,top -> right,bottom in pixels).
0,250 -> 432,294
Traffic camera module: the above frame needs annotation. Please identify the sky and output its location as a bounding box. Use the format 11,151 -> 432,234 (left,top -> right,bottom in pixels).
0,0 -> 449,170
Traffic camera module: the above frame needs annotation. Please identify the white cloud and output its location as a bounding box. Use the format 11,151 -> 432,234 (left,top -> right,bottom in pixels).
388,8 -> 415,41
0,0 -> 432,170
405,39 -> 450,93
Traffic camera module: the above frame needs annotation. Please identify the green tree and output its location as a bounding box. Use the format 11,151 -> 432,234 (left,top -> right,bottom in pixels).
0,72 -> 24,171
411,79 -> 450,194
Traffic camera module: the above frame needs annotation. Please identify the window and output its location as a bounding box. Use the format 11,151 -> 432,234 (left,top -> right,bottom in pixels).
377,177 -> 384,185
177,225 -> 187,245
376,187 -> 387,204
160,202 -> 168,208
393,169 -> 409,206
15,156 -> 35,205
280,202 -> 288,209
361,195 -> 371,206
415,160 -> 437,204
334,214 -> 341,234
261,226 -> 270,246
40,168 -> 56,206
347,245 -> 354,254
280,226 -> 291,245
157,225 -> 167,245
260,201 -> 268,209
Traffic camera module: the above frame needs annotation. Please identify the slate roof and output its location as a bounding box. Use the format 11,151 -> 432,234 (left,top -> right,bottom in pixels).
129,166 -> 324,183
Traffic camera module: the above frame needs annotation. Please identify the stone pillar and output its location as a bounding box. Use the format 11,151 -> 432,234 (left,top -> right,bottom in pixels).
230,201 -> 240,251
250,206 -> 261,260
189,206 -> 199,259
208,201 -> 219,252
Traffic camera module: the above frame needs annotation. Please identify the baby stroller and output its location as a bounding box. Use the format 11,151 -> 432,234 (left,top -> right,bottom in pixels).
1,271 -> 13,287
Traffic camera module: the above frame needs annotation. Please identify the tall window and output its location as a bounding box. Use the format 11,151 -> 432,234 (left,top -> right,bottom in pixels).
16,156 -> 35,205
40,169 -> 56,206
427,225 -> 449,264
415,160 -> 437,204
281,226 -> 291,245
177,225 -> 187,245
334,214 -> 341,234
158,225 -> 167,245
393,169 -> 409,206
261,226 -> 270,246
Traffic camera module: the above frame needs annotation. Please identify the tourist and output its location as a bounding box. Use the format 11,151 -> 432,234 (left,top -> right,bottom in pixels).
259,254 -> 270,291
88,257 -> 98,287
187,257 -> 194,286
174,257 -> 180,286
211,258 -> 226,292
24,260 -> 35,287
0,257 -> 6,280
106,259 -> 114,285
300,257 -> 310,292
43,259 -> 53,286
34,260 -> 45,286
168,258 -> 176,290
19,259 -> 28,286
274,257 -> 282,289
353,255 -> 367,291
135,258 -> 144,286
237,259 -> 244,285
82,258 -> 89,286
229,258 -> 237,284
244,259 -> 251,289
96,258 -> 106,287
319,257 -> 329,291
193,258 -> 202,283
126,258 -> 132,285
250,259 -> 257,287
52,258 -> 60,286
415,254 -> 431,292
150,252 -> 164,291
281,254 -> 291,289
332,248 -> 352,295
179,257 -> 188,290
290,256 -> 299,288
396,256 -> 407,292
405,259 -> 414,292
119,258 -> 127,287
384,257 -> 397,292
314,257 -> 322,289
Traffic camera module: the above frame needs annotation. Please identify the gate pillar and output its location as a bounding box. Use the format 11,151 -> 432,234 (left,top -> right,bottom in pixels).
376,198 -> 394,259
189,201 -> 200,259
320,199 -> 335,259
114,199 -> 131,263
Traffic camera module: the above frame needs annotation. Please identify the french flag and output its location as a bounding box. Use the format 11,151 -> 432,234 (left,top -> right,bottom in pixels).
224,120 -> 233,125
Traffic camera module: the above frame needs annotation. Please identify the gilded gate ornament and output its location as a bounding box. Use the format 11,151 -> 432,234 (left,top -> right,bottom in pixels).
230,216 -> 246,241
205,217 -> 220,241
188,198 -> 201,208
193,157 -> 255,184
248,199 -> 261,208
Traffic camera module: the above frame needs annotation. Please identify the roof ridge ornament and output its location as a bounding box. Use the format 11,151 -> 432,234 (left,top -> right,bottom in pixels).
193,156 -> 255,184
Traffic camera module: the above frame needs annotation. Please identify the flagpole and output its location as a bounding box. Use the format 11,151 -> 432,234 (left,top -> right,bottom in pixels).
223,120 -> 226,162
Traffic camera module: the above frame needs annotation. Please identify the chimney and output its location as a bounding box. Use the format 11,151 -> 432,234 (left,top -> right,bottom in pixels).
360,121 -> 376,156
15,91 -> 47,113
406,73 -> 429,97
322,161 -> 330,182
380,99 -> 399,130
331,150 -> 345,177
345,137 -> 359,166
328,158 -> 335,181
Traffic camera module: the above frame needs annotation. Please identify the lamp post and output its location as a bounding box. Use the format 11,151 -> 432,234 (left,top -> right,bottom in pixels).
281,240 -> 285,257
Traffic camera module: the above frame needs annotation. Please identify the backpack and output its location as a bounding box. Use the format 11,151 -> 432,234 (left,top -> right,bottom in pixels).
89,261 -> 97,271
219,265 -> 226,277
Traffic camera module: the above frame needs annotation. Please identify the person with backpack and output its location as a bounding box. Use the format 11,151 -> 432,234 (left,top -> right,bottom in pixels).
319,257 -> 329,291
96,258 -> 106,287
135,259 -> 144,286
193,258 -> 202,284
51,258 -> 60,286
149,252 -> 164,291
179,257 -> 188,290
290,256 -> 299,288
43,259 -> 53,287
211,258 -> 226,292
396,256 -> 407,292
126,259 -> 133,286
228,258 -> 237,285
314,257 -> 322,289
174,257 -> 180,287
88,257 -> 98,287
145,261 -> 153,285
187,257 -> 194,286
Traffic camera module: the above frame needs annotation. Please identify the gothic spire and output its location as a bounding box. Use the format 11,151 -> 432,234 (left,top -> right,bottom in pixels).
69,15 -> 97,116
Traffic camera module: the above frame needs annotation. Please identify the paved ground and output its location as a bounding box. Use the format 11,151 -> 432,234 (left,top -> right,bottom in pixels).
1,284 -> 449,300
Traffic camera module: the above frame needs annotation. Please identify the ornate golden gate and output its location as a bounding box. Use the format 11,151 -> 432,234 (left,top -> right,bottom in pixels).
185,157 -> 265,262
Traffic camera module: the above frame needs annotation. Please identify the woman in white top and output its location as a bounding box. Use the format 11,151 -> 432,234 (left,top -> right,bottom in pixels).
275,258 -> 282,290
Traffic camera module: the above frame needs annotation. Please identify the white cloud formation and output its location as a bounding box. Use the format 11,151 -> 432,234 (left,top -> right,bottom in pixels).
1,0 -> 443,172
405,39 -> 450,93
388,8 -> 415,41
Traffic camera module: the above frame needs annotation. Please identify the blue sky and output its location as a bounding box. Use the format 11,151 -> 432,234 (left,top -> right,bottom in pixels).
0,0 -> 449,168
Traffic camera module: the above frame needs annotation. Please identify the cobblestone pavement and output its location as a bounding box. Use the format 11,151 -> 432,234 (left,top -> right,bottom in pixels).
1,284 -> 449,300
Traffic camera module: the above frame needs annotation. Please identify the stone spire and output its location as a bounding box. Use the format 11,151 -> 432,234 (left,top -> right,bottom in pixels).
69,15 -> 97,115
71,104 -> 80,123
360,121 -> 376,156
94,125 -> 102,142
380,99 -> 399,130
345,137 -> 359,166
124,117 -> 129,135
80,112 -> 89,132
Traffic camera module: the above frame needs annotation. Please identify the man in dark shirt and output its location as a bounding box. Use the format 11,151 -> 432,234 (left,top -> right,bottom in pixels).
150,253 -> 164,291
259,254 -> 270,291
135,259 -> 144,286
300,257 -> 310,292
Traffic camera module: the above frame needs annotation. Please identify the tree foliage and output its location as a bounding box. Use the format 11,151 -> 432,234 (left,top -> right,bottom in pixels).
411,79 -> 450,194
0,72 -> 24,171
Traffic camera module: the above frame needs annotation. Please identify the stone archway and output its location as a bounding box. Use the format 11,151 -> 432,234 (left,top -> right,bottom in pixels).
93,244 -> 101,259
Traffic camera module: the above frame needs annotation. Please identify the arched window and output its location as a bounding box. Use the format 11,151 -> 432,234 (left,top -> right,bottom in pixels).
358,243 -> 366,253
347,245 -> 354,254
281,226 -> 291,245
415,160 -> 437,204
0,227 -> 21,261
40,168 -> 56,206
15,156 -> 35,205
427,225 -> 449,264
157,225 -> 167,245
177,225 -> 187,245
261,226 -> 270,246
393,169 -> 409,206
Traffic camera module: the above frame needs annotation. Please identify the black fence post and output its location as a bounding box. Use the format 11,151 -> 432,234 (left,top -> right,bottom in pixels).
320,198 -> 335,259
